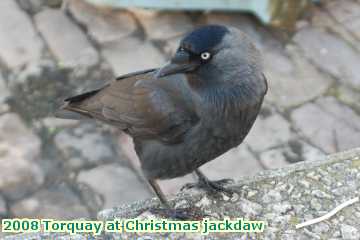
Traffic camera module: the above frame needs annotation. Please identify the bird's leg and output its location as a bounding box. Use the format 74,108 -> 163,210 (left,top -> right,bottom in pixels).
147,179 -> 204,220
148,179 -> 171,207
181,169 -> 234,198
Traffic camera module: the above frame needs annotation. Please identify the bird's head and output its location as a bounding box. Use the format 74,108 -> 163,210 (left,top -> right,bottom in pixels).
156,25 -> 262,88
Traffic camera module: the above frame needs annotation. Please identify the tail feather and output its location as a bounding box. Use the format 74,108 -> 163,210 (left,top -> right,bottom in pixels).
54,104 -> 92,120
54,88 -> 102,120
64,89 -> 101,102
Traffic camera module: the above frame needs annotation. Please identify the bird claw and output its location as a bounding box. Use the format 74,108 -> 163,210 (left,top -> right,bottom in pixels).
148,207 -> 205,220
181,178 -> 235,198
212,178 -> 235,186
180,182 -> 197,191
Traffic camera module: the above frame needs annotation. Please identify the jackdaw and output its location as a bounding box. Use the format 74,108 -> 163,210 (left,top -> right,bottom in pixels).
55,24 -> 268,217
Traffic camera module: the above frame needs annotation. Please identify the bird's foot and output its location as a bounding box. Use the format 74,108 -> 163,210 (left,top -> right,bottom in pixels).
181,178 -> 235,198
148,207 -> 205,220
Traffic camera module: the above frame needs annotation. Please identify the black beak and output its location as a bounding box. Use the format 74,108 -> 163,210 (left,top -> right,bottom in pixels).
156,51 -> 200,78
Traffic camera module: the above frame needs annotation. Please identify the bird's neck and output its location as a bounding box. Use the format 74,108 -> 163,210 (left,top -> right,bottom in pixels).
187,72 -> 264,121
186,64 -> 224,90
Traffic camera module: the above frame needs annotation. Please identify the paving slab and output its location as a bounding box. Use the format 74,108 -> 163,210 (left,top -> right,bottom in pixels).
263,44 -> 332,108
10,184 -> 89,219
101,36 -> 165,76
316,96 -> 360,131
35,9 -> 99,69
294,27 -> 360,90
310,6 -> 360,52
54,123 -> 118,170
0,194 -> 7,216
291,102 -> 360,154
67,0 -> 137,44
0,73 -> 10,107
77,163 -> 151,208
0,113 -> 44,200
132,9 -> 193,40
17,0 -> 44,14
259,140 -> 326,169
326,0 -> 360,40
161,35 -> 182,57
326,0 -> 360,23
345,16 -> 360,40
0,0 -> 43,68
200,144 -> 263,180
245,111 -> 294,153
335,85 -> 360,112
7,59 -> 78,123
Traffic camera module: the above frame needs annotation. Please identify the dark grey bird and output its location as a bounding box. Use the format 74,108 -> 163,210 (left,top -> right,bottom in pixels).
55,25 -> 267,217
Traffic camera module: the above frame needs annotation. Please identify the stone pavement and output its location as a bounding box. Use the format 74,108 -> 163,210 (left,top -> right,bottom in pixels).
0,0 -> 359,230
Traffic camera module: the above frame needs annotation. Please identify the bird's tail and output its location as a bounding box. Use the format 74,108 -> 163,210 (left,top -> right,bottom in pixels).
54,89 -> 101,120
54,103 -> 91,120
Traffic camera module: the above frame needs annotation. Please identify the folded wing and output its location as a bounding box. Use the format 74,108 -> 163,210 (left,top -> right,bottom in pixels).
56,69 -> 198,144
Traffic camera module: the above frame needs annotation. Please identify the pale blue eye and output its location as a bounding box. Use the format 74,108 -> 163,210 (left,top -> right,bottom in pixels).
201,52 -> 211,60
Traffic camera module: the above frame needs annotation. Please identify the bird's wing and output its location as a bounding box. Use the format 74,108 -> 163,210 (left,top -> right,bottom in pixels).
60,69 -> 198,143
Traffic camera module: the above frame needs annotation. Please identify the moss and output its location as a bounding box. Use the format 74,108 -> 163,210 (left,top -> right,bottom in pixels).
351,159 -> 360,169
289,216 -> 299,225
